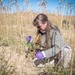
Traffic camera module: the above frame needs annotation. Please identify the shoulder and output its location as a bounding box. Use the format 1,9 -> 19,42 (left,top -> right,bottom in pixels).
50,28 -> 60,34
50,28 -> 61,38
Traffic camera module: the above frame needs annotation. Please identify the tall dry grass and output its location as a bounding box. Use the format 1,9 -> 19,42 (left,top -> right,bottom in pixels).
0,12 -> 75,75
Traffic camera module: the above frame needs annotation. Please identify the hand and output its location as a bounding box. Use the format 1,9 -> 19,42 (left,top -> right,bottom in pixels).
36,51 -> 44,60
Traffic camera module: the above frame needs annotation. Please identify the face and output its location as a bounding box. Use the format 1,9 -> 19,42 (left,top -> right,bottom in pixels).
37,21 -> 47,31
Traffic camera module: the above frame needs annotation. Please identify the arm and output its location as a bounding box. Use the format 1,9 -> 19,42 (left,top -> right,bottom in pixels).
43,30 -> 61,58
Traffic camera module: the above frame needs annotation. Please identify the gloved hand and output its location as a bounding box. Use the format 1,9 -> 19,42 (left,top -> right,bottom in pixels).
36,51 -> 44,60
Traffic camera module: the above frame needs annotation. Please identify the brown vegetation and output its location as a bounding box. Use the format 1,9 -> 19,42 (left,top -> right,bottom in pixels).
0,12 -> 75,75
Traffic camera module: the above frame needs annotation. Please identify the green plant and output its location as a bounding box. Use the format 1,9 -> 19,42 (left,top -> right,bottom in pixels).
25,36 -> 40,59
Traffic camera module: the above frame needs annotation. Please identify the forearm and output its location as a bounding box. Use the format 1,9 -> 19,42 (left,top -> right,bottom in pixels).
43,45 -> 60,58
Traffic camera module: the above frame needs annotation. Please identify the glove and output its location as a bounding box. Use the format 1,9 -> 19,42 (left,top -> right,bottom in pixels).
36,51 -> 44,60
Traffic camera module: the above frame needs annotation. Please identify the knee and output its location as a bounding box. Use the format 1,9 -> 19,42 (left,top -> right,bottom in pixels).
63,46 -> 72,55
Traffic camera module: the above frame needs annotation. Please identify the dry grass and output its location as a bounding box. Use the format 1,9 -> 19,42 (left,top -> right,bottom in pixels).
0,12 -> 75,75
0,12 -> 75,46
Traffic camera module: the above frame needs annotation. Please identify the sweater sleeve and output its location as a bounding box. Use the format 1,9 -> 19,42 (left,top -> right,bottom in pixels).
43,30 -> 61,58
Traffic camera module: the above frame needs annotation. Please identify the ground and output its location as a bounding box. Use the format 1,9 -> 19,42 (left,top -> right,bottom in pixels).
0,46 -> 43,75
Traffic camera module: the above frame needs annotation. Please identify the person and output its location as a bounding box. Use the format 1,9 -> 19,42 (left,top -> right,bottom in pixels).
32,13 -> 72,68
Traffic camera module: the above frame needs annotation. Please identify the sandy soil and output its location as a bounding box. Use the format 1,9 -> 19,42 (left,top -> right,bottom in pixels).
0,46 -> 43,75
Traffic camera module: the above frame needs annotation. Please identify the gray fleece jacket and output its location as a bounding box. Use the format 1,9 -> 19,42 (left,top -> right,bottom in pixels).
41,29 -> 66,58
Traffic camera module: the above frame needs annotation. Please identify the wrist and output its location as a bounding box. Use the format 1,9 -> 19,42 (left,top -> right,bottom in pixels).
42,51 -> 46,57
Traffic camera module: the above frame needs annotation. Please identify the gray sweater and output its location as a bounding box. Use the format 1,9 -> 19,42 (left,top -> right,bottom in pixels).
41,29 -> 66,58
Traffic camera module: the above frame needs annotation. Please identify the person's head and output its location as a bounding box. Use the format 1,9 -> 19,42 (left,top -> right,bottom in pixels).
33,13 -> 59,49
33,13 -> 51,49
33,13 -> 48,31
